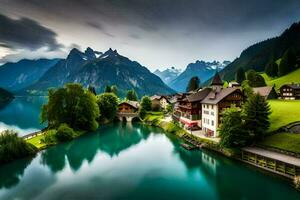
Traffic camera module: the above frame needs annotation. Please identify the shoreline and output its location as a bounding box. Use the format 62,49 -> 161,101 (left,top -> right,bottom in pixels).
142,116 -> 300,184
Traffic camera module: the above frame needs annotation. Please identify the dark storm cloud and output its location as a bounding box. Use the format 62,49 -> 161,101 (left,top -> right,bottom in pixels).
0,14 -> 62,51
4,0 -> 300,33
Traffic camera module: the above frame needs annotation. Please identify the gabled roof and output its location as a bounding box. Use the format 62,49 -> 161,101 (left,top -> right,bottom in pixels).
119,101 -> 139,109
150,95 -> 170,103
211,71 -> 223,86
150,95 -> 161,100
253,86 -> 274,97
201,87 -> 242,104
281,84 -> 300,89
186,88 -> 212,102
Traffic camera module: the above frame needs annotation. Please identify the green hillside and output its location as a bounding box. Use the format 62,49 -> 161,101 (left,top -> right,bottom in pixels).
262,68 -> 300,90
217,22 -> 300,81
268,100 -> 300,132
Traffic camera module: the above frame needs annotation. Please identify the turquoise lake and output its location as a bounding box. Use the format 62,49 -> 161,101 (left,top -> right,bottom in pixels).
0,97 -> 300,200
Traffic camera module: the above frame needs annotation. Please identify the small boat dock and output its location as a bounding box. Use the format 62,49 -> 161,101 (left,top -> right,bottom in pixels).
241,147 -> 300,178
181,143 -> 197,150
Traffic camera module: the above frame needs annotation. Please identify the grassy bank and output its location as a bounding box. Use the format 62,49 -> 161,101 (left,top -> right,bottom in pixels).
259,133 -> 300,155
268,100 -> 300,132
26,129 -> 86,150
261,68 -> 300,91
143,112 -> 237,157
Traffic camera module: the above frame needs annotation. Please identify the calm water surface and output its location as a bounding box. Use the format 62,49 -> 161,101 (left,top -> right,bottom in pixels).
0,98 -> 300,200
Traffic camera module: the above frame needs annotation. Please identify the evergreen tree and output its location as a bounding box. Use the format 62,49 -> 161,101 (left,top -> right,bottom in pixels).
186,76 -> 200,92
246,70 -> 266,87
126,89 -> 138,101
278,48 -> 297,76
104,85 -> 112,93
88,85 -> 96,95
235,67 -> 246,84
111,85 -> 118,96
219,107 -> 249,147
243,94 -> 271,141
265,60 -> 278,77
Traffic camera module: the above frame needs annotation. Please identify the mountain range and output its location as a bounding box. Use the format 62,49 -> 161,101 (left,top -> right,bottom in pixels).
24,48 -> 174,96
0,59 -> 59,91
167,60 -> 230,92
153,67 -> 182,85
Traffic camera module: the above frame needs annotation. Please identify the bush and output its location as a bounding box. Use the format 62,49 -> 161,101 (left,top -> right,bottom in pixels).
0,130 -> 37,164
55,124 -> 75,142
41,129 -> 57,145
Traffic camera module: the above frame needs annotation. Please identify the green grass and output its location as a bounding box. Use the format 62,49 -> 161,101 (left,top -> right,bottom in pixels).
26,134 -> 47,149
261,68 -> 300,91
268,100 -> 300,132
260,133 -> 300,154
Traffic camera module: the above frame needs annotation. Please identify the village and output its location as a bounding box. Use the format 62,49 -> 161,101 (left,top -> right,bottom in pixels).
116,71 -> 300,183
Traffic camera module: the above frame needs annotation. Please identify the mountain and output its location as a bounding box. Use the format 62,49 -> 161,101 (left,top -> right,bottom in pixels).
0,59 -> 59,91
0,88 -> 14,109
219,22 -> 300,81
153,67 -> 181,84
26,48 -> 174,96
169,60 -> 229,92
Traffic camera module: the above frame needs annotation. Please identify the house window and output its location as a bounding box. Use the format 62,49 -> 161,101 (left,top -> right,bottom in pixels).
211,120 -> 214,126
211,111 -> 214,116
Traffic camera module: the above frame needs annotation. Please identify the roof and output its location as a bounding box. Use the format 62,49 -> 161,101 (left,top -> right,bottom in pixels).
119,101 -> 139,109
186,88 -> 212,102
281,84 -> 300,89
242,147 -> 300,167
253,86 -> 274,97
211,71 -> 223,86
150,95 -> 170,103
150,95 -> 161,100
201,87 -> 242,104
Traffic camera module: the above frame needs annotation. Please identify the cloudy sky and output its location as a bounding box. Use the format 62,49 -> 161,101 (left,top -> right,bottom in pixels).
0,0 -> 299,71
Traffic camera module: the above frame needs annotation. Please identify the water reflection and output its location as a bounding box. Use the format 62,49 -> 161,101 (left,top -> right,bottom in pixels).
40,122 -> 154,173
0,97 -> 46,136
0,123 -> 299,200
0,158 -> 32,189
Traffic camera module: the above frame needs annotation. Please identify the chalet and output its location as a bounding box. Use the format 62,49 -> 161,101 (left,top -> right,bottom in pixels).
280,84 -> 300,100
173,88 -> 211,129
118,101 -> 139,113
150,95 -> 170,110
253,86 -> 278,99
201,72 -> 244,137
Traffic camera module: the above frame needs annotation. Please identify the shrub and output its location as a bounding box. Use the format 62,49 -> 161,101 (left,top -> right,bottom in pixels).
41,129 -> 57,145
55,124 -> 75,142
0,130 -> 37,164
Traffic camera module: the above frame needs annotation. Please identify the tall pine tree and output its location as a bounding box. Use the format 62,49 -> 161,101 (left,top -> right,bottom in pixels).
243,94 -> 271,141
235,67 -> 246,84
126,89 -> 138,101
186,76 -> 200,92
278,48 -> 297,76
265,60 -> 278,77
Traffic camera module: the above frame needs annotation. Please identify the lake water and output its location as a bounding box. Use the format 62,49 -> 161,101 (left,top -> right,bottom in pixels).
0,98 -> 300,200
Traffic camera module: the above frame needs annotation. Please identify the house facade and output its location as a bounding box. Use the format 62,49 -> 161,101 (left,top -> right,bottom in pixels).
173,88 -> 211,128
201,72 -> 244,137
118,101 -> 139,113
280,84 -> 300,100
150,95 -> 170,110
